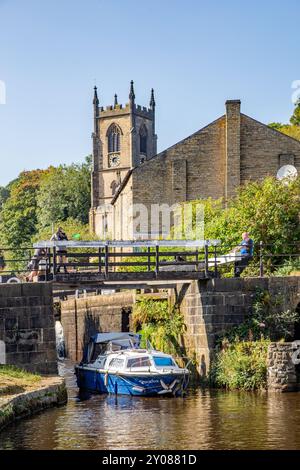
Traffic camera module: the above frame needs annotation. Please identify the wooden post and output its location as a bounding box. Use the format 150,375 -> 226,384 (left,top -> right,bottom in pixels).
155,244 -> 159,277
45,250 -> 49,281
53,246 -> 57,277
195,249 -> 199,271
105,244 -> 109,278
98,248 -> 102,273
204,243 -> 209,278
259,240 -> 264,277
74,298 -> 78,362
147,247 -> 151,272
214,245 -> 218,278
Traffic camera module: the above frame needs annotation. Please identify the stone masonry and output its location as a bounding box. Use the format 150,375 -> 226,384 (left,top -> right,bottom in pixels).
0,282 -> 57,375
178,277 -> 300,376
267,343 -> 299,392
60,292 -> 134,361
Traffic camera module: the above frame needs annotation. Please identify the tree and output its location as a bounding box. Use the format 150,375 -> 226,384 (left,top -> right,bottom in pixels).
208,176 -> 300,251
268,101 -> 300,141
0,169 -> 49,247
33,217 -> 94,242
0,186 -> 10,211
181,176 -> 300,274
290,99 -> 300,126
36,156 -> 91,228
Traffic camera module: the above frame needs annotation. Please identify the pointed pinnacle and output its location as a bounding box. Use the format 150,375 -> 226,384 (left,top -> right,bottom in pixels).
93,86 -> 99,105
129,80 -> 135,102
150,88 -> 155,108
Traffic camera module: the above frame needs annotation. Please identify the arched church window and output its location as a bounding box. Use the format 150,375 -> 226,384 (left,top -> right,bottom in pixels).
139,125 -> 147,155
108,124 -> 121,153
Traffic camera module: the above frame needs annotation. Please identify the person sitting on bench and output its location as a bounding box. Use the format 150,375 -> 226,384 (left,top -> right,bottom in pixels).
233,232 -> 254,277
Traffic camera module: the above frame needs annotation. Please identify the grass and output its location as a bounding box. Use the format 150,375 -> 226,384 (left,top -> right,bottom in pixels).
0,365 -> 41,397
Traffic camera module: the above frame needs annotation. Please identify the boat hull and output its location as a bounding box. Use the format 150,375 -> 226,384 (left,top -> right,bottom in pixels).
75,366 -> 188,396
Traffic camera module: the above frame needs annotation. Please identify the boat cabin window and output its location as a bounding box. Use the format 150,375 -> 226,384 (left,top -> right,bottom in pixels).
153,356 -> 176,367
127,357 -> 151,368
109,358 -> 125,369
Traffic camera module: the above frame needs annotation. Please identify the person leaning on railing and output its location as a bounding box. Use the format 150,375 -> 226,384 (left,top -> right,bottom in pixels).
50,227 -> 69,273
232,232 -> 254,278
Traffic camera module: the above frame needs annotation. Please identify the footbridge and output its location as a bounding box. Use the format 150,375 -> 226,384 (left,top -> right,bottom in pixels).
32,240 -> 223,288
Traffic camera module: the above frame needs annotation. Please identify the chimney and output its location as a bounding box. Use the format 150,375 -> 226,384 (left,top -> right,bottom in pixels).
225,100 -> 241,200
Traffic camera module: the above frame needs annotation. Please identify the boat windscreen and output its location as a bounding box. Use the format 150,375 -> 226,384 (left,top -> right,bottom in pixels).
108,339 -> 135,351
90,342 -> 108,362
153,356 -> 176,366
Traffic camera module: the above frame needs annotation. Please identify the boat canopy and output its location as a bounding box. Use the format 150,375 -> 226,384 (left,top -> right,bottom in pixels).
90,332 -> 141,345
80,332 -> 142,364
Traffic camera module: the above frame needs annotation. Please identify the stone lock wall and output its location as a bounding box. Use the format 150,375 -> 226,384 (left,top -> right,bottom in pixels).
60,292 -> 135,361
267,343 -> 299,392
178,277 -> 300,376
0,282 -> 57,375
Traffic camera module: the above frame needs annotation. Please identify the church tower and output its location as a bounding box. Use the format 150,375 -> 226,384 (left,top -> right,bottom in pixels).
90,81 -> 157,237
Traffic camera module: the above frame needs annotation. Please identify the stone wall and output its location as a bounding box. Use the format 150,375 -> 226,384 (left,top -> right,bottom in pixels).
267,343 -> 299,392
132,115 -> 227,207
225,100 -> 241,199
178,277 -> 300,376
60,292 -> 134,361
0,283 -> 57,375
240,114 -> 300,183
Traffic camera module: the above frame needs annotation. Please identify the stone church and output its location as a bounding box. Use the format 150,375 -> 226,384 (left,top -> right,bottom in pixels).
89,81 -> 300,240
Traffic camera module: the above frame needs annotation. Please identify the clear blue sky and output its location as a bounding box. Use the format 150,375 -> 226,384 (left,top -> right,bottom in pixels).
0,0 -> 299,186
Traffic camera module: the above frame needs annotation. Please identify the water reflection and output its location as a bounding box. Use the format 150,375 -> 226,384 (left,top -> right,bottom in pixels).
1,361 -> 300,450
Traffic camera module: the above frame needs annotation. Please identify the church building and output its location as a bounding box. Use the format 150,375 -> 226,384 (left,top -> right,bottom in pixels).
89,82 -> 300,240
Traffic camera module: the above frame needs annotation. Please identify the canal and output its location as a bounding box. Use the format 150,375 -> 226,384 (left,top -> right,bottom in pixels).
1,360 -> 300,450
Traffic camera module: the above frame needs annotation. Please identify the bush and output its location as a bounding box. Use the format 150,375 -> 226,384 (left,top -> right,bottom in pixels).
274,257 -> 300,276
132,298 -> 186,355
210,340 -> 270,391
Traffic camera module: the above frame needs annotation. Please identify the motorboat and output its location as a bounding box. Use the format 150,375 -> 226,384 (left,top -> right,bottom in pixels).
75,332 -> 190,397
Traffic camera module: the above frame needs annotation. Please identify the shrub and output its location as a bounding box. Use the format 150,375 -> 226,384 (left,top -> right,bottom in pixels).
273,257 -> 300,276
132,298 -> 186,355
210,340 -> 270,391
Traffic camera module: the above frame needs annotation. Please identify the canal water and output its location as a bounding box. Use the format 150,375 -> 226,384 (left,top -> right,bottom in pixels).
1,360 -> 300,450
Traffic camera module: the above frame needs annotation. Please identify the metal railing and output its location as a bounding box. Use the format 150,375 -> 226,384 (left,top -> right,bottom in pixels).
32,240 -> 220,281
0,240 -> 299,283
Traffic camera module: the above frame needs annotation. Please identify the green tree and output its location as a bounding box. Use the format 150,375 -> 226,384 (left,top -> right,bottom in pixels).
268,101 -> 300,141
36,156 -> 91,228
0,186 -> 10,211
179,176 -> 300,275
203,176 -> 300,253
290,99 -> 300,126
0,169 -> 49,247
33,217 -> 94,242
268,122 -> 283,130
